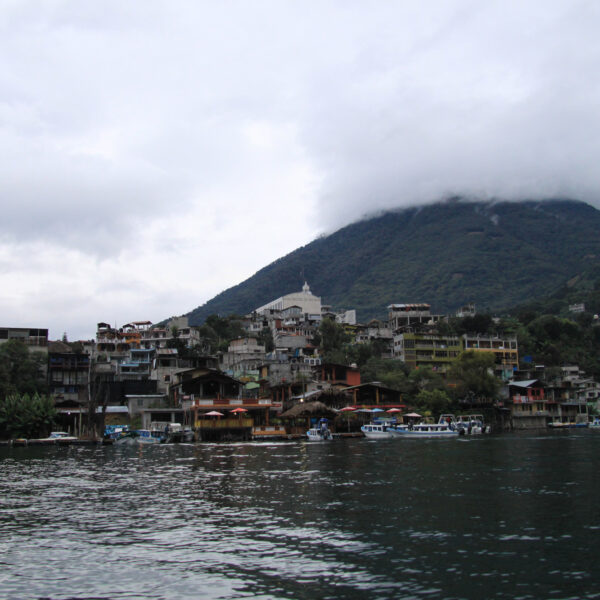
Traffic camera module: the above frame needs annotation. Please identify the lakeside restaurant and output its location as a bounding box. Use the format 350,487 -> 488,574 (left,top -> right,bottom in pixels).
170,367 -> 283,440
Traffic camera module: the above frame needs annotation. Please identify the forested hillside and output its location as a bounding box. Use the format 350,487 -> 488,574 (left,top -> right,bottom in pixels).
185,199 -> 600,325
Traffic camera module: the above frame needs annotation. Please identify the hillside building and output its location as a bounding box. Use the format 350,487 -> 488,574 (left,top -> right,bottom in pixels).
255,282 -> 322,316
388,304 -> 444,332
462,334 -> 519,380
0,327 -> 48,351
393,333 -> 462,373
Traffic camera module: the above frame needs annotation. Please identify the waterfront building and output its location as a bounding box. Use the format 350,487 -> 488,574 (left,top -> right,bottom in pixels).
507,379 -> 549,429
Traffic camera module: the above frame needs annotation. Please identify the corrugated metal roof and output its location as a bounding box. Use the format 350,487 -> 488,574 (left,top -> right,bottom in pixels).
509,379 -> 539,388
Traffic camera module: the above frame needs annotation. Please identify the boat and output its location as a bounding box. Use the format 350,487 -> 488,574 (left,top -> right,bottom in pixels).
47,431 -> 79,442
136,429 -> 164,444
361,422 -> 396,439
306,418 -> 333,441
454,414 -> 491,434
162,423 -> 195,443
547,421 -> 588,429
393,421 -> 459,439
589,417 -> 600,429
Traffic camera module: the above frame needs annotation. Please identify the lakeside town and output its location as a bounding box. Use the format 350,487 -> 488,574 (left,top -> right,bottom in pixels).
2,282 -> 600,443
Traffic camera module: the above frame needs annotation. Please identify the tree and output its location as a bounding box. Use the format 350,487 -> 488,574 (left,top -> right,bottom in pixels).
448,351 -> 500,402
415,389 -> 453,416
0,340 -> 48,399
0,393 -> 56,439
361,357 -> 408,391
199,315 -> 246,353
257,327 -> 275,352
319,318 -> 350,358
405,367 -> 446,401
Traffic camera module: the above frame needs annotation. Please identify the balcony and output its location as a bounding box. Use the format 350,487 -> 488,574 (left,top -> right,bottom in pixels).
195,418 -> 254,429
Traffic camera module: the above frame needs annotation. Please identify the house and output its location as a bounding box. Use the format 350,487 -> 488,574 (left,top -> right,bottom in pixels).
343,382 -> 404,409
507,379 -> 549,429
314,362 -> 361,388
48,341 -> 90,404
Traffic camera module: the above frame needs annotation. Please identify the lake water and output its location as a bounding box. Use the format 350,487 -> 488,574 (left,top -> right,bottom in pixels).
2,431 -> 600,600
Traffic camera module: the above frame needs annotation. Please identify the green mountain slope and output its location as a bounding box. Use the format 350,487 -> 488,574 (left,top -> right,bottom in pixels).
186,199 -> 600,324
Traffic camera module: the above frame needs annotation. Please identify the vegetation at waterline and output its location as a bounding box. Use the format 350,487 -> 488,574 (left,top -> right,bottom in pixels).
0,393 -> 56,439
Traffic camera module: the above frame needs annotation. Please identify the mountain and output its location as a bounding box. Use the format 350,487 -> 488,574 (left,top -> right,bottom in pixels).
186,199 -> 600,324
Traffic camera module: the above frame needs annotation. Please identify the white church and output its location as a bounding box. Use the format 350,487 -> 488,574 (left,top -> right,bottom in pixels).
254,282 -> 322,316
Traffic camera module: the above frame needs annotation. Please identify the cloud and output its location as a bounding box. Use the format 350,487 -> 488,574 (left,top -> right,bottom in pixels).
0,1 -> 598,337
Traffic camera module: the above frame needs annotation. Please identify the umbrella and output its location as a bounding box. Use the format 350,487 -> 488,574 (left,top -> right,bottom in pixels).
371,408 -> 385,413
230,407 -> 248,413
405,412 -> 422,418
204,411 -> 224,417
354,408 -> 372,413
340,406 -> 357,412
386,408 -> 402,413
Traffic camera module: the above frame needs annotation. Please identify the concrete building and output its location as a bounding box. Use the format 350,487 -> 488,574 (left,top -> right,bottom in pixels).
0,327 -> 48,351
255,282 -> 322,316
393,332 -> 462,373
462,334 -> 519,380
387,304 -> 444,332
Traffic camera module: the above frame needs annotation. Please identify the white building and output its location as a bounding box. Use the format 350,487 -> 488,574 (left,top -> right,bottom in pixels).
255,282 -> 322,316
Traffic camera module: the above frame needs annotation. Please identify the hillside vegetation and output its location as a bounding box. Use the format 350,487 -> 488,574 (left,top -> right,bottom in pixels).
186,199 -> 600,325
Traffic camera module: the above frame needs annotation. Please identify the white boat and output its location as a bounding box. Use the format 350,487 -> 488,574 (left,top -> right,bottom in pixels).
394,422 -> 459,439
306,418 -> 333,441
361,422 -> 399,439
454,415 -> 491,434
136,429 -> 164,444
47,431 -> 79,442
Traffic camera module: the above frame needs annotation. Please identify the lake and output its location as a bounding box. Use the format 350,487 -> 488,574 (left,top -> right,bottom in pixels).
2,431 -> 600,599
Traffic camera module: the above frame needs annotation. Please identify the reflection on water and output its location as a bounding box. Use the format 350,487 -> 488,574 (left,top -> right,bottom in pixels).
2,432 -> 600,599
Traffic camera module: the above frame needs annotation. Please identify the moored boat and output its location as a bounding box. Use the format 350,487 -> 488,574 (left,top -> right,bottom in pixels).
393,422 -> 459,439
455,414 -> 491,434
547,421 -> 588,429
361,422 -> 396,439
136,429 -> 164,444
307,418 -> 333,441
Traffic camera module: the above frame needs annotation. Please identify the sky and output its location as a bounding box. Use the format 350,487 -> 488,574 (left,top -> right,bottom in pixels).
1,1 -> 599,340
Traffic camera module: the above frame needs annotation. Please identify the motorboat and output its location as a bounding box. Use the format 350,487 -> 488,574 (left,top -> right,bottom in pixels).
47,431 -> 79,442
393,421 -> 459,439
547,421 -> 588,429
589,417 -> 600,429
360,422 -> 396,440
454,415 -> 491,434
136,429 -> 164,444
162,423 -> 195,443
307,418 -> 333,441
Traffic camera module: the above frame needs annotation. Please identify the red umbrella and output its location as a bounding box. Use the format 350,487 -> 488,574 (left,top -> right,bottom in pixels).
386,408 -> 402,413
340,406 -> 357,412
230,407 -> 248,413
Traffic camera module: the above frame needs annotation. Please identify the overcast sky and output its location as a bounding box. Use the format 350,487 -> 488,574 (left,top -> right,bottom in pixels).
1,1 -> 599,340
